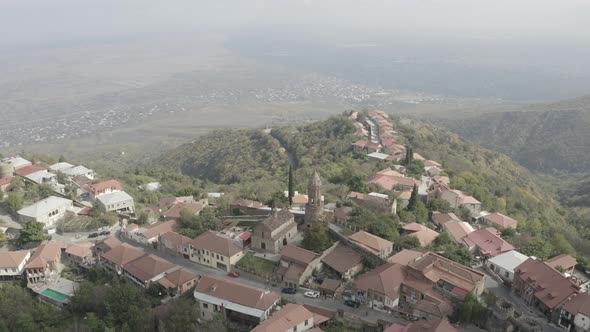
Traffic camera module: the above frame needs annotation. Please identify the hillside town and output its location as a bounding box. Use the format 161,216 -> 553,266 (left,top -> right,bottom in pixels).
0,110 -> 589,332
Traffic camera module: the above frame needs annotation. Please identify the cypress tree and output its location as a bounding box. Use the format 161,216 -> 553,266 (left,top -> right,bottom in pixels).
288,165 -> 294,205
408,184 -> 418,210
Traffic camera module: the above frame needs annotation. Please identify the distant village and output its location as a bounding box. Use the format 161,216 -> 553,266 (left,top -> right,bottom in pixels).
0,110 -> 589,332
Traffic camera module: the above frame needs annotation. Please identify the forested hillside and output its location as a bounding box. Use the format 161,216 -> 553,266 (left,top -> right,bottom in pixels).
436,109 -> 590,173
154,113 -> 590,266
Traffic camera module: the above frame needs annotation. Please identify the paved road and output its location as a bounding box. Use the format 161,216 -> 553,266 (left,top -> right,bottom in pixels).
476,267 -> 562,332
117,234 -> 406,325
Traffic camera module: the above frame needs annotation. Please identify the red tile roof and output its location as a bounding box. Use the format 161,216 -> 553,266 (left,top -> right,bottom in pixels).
462,227 -> 514,257
163,201 -> 206,219
89,180 -> 122,195
281,245 -> 319,266
387,249 -> 424,266
14,165 -> 46,176
514,258 -> 579,310
0,176 -> 14,187
195,275 -> 280,311
354,263 -> 406,299
481,212 -> 518,229
546,254 -> 577,271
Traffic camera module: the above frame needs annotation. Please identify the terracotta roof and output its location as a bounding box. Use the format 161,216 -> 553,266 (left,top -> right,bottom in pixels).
101,243 -> 145,267
125,224 -> 139,232
0,251 -> 30,268
546,254 -> 577,271
260,209 -> 294,231
123,254 -> 177,283
481,212 -> 518,229
353,140 -> 369,148
354,263 -> 406,299
252,304 -> 314,332
320,278 -> 341,291
387,249 -> 424,265
431,212 -> 461,226
321,243 -> 362,274
395,190 -> 412,201
302,304 -> 336,325
0,176 -> 14,187
368,174 -> 420,191
14,165 -> 47,176
423,160 -> 442,168
349,231 -> 393,256
157,267 -> 199,289
230,198 -> 266,209
443,221 -> 474,242
283,263 -> 306,282
280,245 -> 319,265
461,228 -> 514,257
413,153 -> 426,161
291,194 -> 308,205
99,237 -> 122,250
195,274 -> 279,311
163,201 -> 206,219
65,242 -> 93,258
514,258 -> 579,310
160,231 -> 193,249
562,292 -> 590,317
446,190 -> 481,205
89,180 -> 122,195
334,206 -> 353,221
409,229 -> 439,247
408,252 -> 485,293
141,220 -> 178,240
349,191 -> 368,200
25,242 -> 65,269
431,176 -> 450,186
403,223 -> 430,232
377,168 -> 404,177
385,319 -> 457,332
192,231 -> 243,257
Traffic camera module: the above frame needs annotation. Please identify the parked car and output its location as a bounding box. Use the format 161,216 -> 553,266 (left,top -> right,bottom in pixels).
304,291 -> 320,298
100,230 -> 111,236
88,233 -> 99,238
227,271 -> 240,278
344,300 -> 360,308
281,287 -> 297,294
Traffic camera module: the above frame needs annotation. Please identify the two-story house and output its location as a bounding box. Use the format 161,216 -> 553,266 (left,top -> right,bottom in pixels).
190,231 -> 244,272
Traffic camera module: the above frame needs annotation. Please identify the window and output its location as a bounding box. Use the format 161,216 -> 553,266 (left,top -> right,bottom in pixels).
203,303 -> 209,309
305,319 -> 309,326
505,271 -> 510,278
293,326 -> 297,332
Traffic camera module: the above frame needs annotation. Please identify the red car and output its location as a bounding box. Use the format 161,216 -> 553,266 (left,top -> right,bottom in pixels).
227,271 -> 240,278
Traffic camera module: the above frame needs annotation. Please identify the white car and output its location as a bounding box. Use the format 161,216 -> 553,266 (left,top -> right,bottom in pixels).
304,291 -> 320,299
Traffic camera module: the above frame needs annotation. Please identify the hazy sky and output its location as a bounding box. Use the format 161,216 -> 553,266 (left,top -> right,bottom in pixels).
1,0 -> 590,47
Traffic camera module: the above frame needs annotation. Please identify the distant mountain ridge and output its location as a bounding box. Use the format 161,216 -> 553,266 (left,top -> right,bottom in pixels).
436,106 -> 590,173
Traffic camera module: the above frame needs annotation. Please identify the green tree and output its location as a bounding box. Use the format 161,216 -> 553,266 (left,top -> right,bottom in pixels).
301,223 -> 332,252
399,235 -> 420,249
38,184 -> 54,199
160,297 -> 201,332
427,198 -> 452,213
18,222 -> 48,245
414,201 -> 429,223
347,175 -> 368,193
58,155 -> 66,163
521,237 -> 554,259
407,185 -> 418,211
9,176 -> 24,191
288,165 -> 294,206
3,192 -> 24,214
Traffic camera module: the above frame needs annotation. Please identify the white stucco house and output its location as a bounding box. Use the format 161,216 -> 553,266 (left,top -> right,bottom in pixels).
17,196 -> 74,228
96,191 -> 135,214
485,250 -> 529,282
